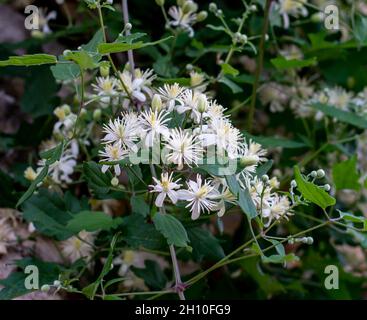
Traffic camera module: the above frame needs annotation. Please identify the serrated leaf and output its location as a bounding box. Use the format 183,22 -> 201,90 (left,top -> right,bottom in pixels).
294,166 -> 336,210
0,54 -> 57,67
153,212 -> 189,248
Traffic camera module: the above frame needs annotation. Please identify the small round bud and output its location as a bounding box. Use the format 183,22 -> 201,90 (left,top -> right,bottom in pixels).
196,10 -> 208,22
291,180 -> 297,188
288,238 -> 294,245
155,0 -> 165,6
240,34 -> 248,44
111,177 -> 119,187
209,2 -> 217,12
216,9 -> 223,16
324,184 -> 331,192
53,280 -> 61,287
41,284 -> 50,292
250,4 -> 257,12
183,0 -> 196,13
186,64 -> 193,71
63,49 -> 72,57
93,109 -> 102,121
310,171 -> 317,178
125,23 -> 132,31
264,34 -> 269,41
311,12 -> 324,23
261,174 -> 269,183
62,104 -> 71,115
151,94 -> 163,112
316,169 -> 325,178
306,237 -> 314,245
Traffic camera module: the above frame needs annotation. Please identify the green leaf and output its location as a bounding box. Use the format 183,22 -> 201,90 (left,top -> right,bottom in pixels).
332,156 -> 361,191
238,188 -> 258,219
225,175 -> 241,196
16,165 -> 49,208
244,133 -> 307,149
131,260 -> 167,290
83,161 -> 113,195
262,253 -> 299,264
0,54 -> 57,67
220,63 -> 239,76
97,37 -> 172,55
187,227 -> 225,261
339,211 -> 367,231
271,56 -> 317,70
122,214 -> 166,250
64,50 -> 100,70
294,166 -> 336,210
82,29 -> 104,52
66,211 -> 122,233
311,103 -> 367,129
21,189 -> 78,240
130,195 -> 150,217
40,141 -> 65,165
20,65 -> 59,117
153,213 -> 189,248
218,76 -> 243,93
255,160 -> 273,178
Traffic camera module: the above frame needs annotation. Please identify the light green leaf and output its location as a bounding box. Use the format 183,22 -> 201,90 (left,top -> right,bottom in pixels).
98,37 -> 172,55
64,50 -> 100,70
294,166 -> 336,210
339,211 -> 367,231
332,156 -> 361,191
66,211 -> 122,233
153,212 -> 189,248
311,103 -> 367,129
262,253 -> 299,264
271,56 -> 317,70
0,54 -> 57,67
221,63 -> 239,76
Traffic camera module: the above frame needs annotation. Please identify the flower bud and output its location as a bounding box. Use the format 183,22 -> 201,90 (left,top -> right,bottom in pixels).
306,237 -> 314,245
53,280 -> 61,287
183,0 -> 197,13
324,184 -> 331,192
261,174 -> 269,183
240,34 -> 248,44
310,170 -> 317,178
316,169 -> 325,178
290,180 -> 297,188
41,284 -> 50,292
250,4 -> 257,12
93,108 -> 102,121
209,3 -> 217,13
264,34 -> 269,41
240,155 -> 259,167
311,12 -> 324,23
62,104 -> 71,115
111,177 -> 119,187
216,9 -> 223,16
197,94 -> 208,113
152,94 -> 163,111
99,62 -> 110,77
155,0 -> 165,6
125,23 -> 132,31
196,11 -> 208,22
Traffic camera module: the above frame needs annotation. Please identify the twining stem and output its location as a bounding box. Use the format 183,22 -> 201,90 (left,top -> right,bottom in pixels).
122,0 -> 135,76
246,0 -> 272,132
149,164 -> 186,300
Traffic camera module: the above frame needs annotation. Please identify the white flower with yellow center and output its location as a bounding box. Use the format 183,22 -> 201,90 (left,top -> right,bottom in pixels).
168,6 -> 197,37
139,109 -> 171,147
102,112 -> 140,151
177,174 -> 219,220
149,172 -> 182,207
61,231 -> 94,263
99,141 -> 127,176
206,101 -> 226,121
238,140 -> 267,177
278,0 -> 308,28
92,76 -> 118,105
157,83 -> 185,111
165,128 -> 203,170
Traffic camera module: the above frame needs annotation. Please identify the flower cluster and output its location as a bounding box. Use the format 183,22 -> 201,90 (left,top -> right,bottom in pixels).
98,75 -> 291,222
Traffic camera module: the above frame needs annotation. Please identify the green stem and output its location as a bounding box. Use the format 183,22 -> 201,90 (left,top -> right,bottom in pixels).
246,0 -> 272,132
